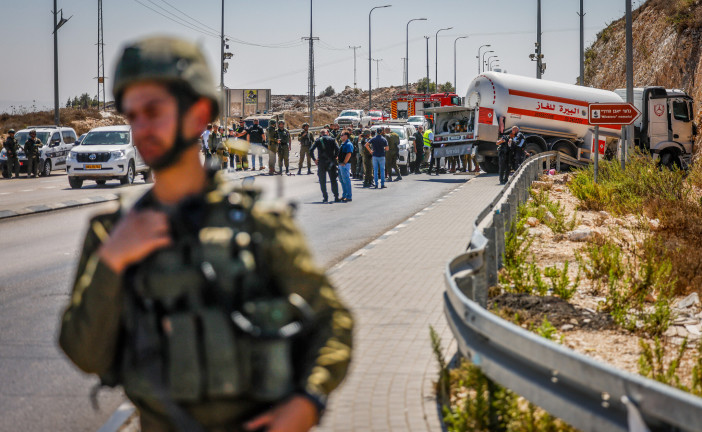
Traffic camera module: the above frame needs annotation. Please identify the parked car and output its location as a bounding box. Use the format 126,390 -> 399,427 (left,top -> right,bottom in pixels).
334,109 -> 371,129
407,115 -> 429,130
75,133 -> 87,146
65,125 -> 150,188
370,122 -> 418,176
368,110 -> 385,125
0,125 -> 78,177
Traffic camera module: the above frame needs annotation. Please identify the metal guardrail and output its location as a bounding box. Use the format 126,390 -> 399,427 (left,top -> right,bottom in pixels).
443,151 -> 702,432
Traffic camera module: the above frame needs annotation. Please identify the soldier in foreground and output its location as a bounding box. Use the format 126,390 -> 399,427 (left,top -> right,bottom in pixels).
3,129 -> 20,178
24,130 -> 42,177
59,36 -> 353,432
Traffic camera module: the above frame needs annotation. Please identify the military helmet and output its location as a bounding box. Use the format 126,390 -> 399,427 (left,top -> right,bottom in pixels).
112,36 -> 219,120
362,129 -> 371,135
302,122 -> 309,128
354,128 -> 361,134
8,129 -> 15,134
278,120 -> 285,125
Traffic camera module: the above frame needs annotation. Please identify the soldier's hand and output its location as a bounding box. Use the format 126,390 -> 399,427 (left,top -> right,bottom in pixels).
97,210 -> 172,274
244,395 -> 318,432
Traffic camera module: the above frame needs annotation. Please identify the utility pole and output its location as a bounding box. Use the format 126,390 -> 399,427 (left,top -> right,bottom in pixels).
401,57 -> 406,87
372,58 -> 383,89
424,36 -> 430,92
220,0 -> 225,127
96,0 -> 105,110
536,0 -> 543,78
624,0 -> 634,169
53,0 -> 71,124
304,0 -> 318,126
578,0 -> 585,85
349,45 -> 361,89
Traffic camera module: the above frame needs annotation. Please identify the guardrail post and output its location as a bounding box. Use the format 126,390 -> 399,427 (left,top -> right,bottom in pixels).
494,207 -> 507,269
484,225 -> 498,288
556,152 -> 561,172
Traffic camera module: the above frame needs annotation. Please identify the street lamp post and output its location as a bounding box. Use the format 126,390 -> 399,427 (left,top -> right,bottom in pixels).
453,36 -> 468,93
487,55 -> 497,70
477,44 -> 491,74
53,0 -> 71,125
406,18 -> 427,93
489,59 -> 499,71
369,5 -> 391,111
435,27 -> 452,92
481,50 -> 494,73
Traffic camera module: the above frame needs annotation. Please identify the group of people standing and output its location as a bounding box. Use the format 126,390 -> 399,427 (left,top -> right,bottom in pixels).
496,126 -> 527,184
3,128 -> 43,178
200,119 -> 292,175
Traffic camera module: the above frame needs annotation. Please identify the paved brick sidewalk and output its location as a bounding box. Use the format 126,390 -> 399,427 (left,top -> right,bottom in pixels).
321,174 -> 503,432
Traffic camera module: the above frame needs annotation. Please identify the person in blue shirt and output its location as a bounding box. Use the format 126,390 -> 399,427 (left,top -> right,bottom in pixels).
364,129 -> 389,189
338,131 -> 354,202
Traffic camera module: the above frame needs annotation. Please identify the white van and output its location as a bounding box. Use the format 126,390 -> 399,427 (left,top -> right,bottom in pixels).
1,126 -> 78,177
66,125 -> 150,188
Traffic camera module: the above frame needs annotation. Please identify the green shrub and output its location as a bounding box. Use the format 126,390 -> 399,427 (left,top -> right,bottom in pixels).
544,261 -> 580,300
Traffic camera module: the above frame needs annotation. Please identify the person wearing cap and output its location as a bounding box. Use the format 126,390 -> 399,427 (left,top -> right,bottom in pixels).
309,129 -> 340,203
337,131 -> 354,202
247,118 -> 266,171
276,120 -> 291,175
24,130 -> 43,177
365,127 -> 388,189
58,36 -> 352,432
297,123 -> 313,175
3,129 -> 20,178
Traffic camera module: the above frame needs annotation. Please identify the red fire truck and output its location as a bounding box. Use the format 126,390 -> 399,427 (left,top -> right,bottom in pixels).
390,92 -> 462,120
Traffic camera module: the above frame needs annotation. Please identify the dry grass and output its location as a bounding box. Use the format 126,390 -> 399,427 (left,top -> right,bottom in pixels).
0,108 -> 126,137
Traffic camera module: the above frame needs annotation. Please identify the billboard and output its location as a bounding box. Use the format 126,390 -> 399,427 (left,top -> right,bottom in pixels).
226,89 -> 271,118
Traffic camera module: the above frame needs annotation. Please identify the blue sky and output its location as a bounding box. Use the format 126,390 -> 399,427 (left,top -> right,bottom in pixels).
0,0 -> 646,113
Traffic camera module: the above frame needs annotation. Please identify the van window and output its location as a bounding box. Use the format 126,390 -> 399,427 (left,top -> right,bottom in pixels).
672,100 -> 690,122
51,132 -> 61,145
62,130 -> 77,144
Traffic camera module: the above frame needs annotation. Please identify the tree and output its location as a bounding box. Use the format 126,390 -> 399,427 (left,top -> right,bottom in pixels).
319,85 -> 335,98
416,78 -> 436,94
66,98 -> 71,108
438,82 -> 455,93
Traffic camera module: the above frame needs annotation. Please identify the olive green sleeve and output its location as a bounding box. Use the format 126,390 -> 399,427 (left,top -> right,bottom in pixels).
59,215 -> 124,376
255,207 -> 353,401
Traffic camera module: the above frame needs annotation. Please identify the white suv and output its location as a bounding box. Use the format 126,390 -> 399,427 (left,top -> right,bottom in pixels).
1,126 -> 77,177
370,123 -> 418,176
66,125 -> 150,188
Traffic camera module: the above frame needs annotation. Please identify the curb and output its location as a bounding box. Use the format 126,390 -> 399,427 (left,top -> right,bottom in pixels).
0,194 -> 119,220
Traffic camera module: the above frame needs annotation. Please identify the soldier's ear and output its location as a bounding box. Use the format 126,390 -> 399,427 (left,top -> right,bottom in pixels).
183,98 -> 212,138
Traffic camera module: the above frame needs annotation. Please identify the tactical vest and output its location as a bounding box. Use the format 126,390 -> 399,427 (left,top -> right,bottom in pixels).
423,129 -> 433,147
113,185 -> 311,405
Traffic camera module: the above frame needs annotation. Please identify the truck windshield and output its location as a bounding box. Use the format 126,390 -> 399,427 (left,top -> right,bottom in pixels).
82,131 -> 131,146
408,116 -> 424,122
369,111 -> 382,117
340,112 -> 358,117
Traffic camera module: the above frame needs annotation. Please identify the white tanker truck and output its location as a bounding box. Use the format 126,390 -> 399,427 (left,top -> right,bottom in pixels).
428,72 -> 696,172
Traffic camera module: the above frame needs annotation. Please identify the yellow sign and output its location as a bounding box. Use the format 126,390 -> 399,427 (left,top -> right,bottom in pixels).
245,90 -> 258,105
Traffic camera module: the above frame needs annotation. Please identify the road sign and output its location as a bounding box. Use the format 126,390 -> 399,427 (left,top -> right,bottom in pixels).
588,102 -> 641,125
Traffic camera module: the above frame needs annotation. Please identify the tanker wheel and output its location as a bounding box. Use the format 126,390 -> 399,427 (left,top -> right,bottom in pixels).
479,157 -> 499,174
524,142 -> 543,158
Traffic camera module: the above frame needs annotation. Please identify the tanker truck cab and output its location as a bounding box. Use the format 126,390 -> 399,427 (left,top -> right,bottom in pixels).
614,87 -> 695,169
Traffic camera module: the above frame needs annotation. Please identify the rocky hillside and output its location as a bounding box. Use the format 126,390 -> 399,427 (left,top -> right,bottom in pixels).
272,83 -> 422,128
584,0 -> 702,147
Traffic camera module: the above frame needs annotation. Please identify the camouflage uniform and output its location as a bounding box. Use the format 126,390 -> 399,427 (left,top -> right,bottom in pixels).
297,124 -> 314,175
267,122 -> 278,174
209,129 -> 228,170
276,123 -> 291,174
361,131 -> 373,187
385,131 -> 401,181
24,135 -> 43,177
3,131 -> 20,178
58,36 -> 352,431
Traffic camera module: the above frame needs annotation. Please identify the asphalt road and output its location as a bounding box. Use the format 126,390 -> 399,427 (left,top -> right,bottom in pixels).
0,167 -> 473,431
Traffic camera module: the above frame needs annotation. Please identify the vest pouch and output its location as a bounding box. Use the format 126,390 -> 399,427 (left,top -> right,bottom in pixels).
200,308 -> 250,398
242,298 -> 296,402
165,313 -> 202,401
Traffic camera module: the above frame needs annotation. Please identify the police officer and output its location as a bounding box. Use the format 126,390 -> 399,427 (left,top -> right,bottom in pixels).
24,130 -> 42,177
267,118 -> 278,174
497,131 -> 512,185
297,123 -> 313,175
361,129 -> 374,187
412,125 -> 425,174
351,128 -> 361,179
276,120 -> 291,175
384,126 -> 401,182
309,129 -> 340,203
509,126 -> 526,169
58,36 -> 352,432
3,129 -> 20,178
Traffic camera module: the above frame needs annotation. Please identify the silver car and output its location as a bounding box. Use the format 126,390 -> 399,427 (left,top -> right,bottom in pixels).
370,123 -> 418,176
